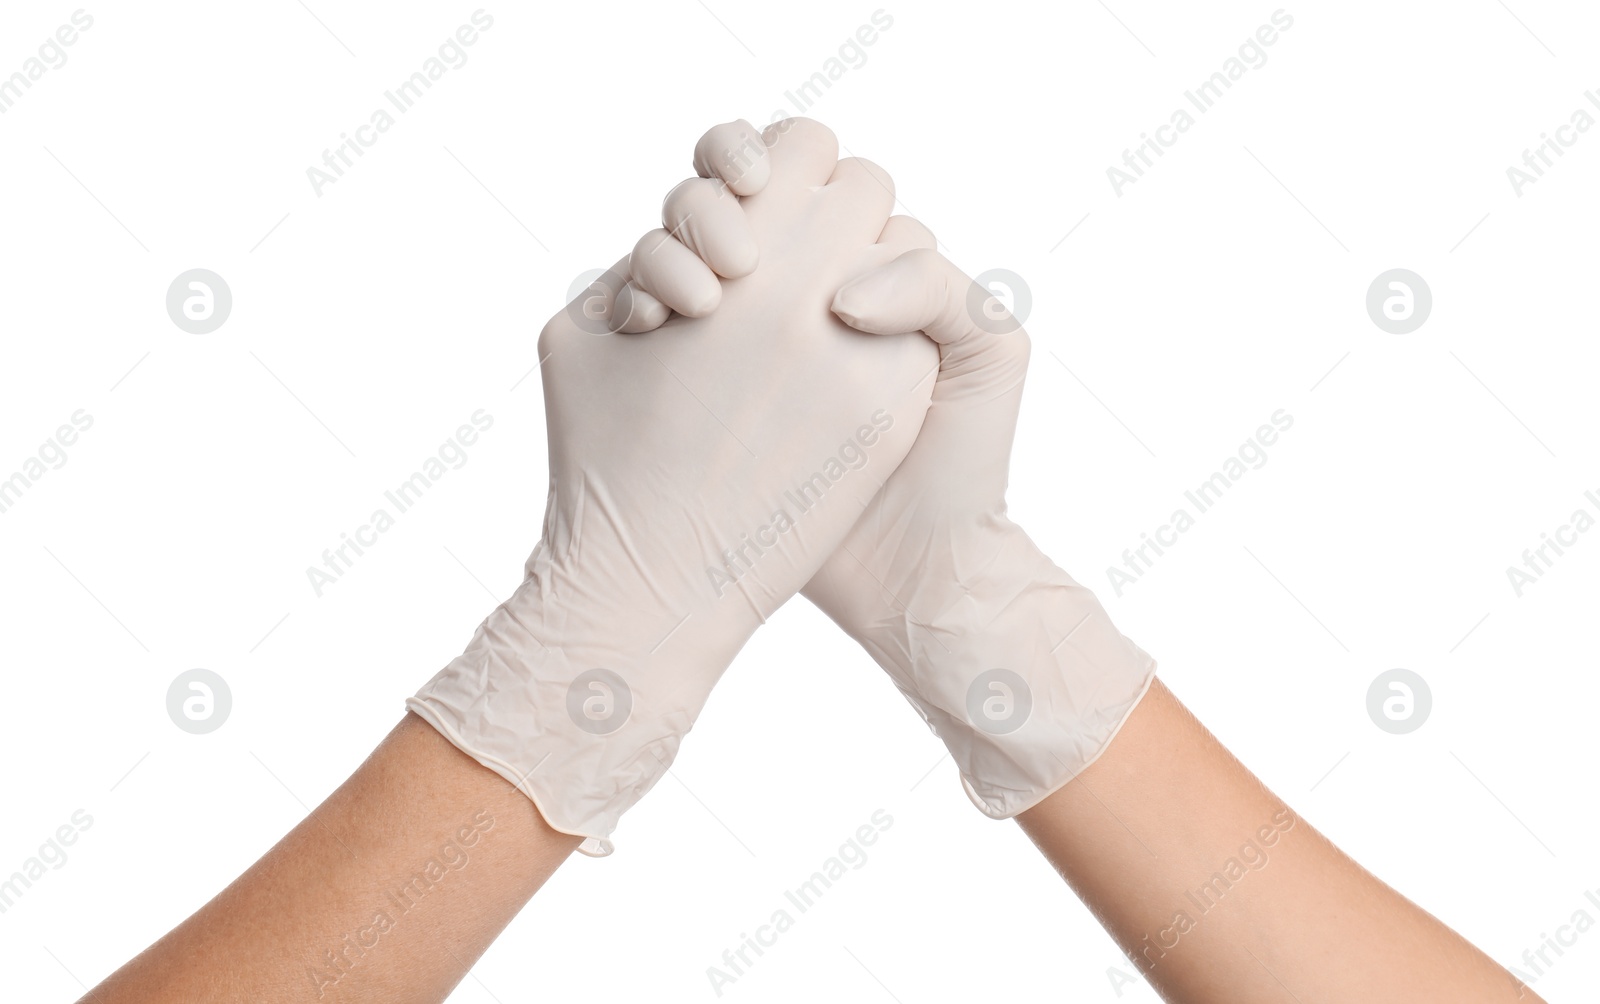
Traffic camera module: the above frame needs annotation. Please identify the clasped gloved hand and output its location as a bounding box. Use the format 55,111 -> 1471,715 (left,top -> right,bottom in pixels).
625,120 -> 1158,823
408,119 -> 940,855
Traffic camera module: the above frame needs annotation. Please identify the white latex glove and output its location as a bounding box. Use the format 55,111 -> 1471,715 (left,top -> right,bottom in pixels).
408,119 -> 939,855
815,251 -> 1156,818
637,132 -> 1157,821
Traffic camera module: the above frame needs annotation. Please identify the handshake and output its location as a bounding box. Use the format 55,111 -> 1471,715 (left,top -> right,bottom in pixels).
70,115 -> 1538,1004
407,118 -> 1156,855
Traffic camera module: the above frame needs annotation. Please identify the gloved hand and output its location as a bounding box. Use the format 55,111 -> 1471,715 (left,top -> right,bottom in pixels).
407,118 -> 939,855
631,123 -> 1157,821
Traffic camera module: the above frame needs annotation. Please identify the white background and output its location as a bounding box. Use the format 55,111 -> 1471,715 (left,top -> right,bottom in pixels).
2,0 -> 1597,1000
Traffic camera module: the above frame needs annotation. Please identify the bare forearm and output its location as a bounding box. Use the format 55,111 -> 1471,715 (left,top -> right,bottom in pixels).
1017,680 -> 1537,1003
84,714 -> 580,1003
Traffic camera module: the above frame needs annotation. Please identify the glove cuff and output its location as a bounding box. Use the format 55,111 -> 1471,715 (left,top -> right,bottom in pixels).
845,522 -> 1158,818
406,546 -> 726,857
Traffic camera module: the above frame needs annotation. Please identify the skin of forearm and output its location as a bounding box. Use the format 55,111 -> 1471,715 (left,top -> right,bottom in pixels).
1017,680 -> 1540,1004
82,713 -> 581,1004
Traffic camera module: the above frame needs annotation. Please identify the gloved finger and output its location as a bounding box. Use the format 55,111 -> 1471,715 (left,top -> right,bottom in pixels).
817,157 -> 896,245
877,215 -> 937,253
561,254 -> 631,332
693,118 -> 770,196
760,117 -> 839,190
613,281 -> 671,334
628,228 -> 722,318
663,177 -> 759,279
831,248 -> 1029,375
856,215 -> 937,270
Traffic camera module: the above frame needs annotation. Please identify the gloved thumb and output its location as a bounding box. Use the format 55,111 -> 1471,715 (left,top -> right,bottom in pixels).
831,248 -> 1030,384
832,247 -> 1023,347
